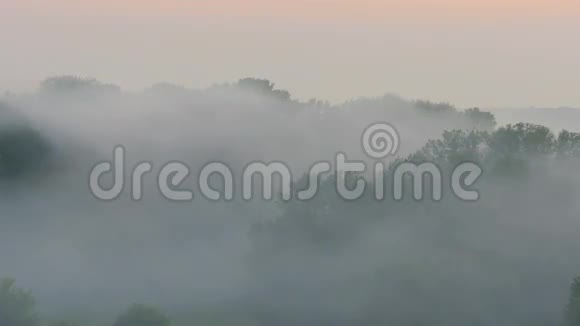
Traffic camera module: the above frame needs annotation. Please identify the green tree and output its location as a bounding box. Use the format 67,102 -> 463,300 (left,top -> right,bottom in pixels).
410,129 -> 489,168
565,277 -> 580,326
414,100 -> 456,114
485,123 -> 555,176
0,278 -> 39,326
40,76 -> 121,95
237,78 -> 291,101
113,304 -> 171,326
556,130 -> 580,159
463,107 -> 497,130
0,127 -> 51,179
49,321 -> 79,326
488,123 -> 555,156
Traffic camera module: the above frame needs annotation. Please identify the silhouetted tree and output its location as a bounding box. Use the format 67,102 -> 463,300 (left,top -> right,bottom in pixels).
556,130 -> 580,159
463,107 -> 497,130
40,76 -> 120,95
488,123 -> 555,155
113,304 -> 171,326
49,321 -> 79,326
485,123 -> 555,175
237,78 -> 291,101
0,127 -> 51,179
414,100 -> 456,114
409,129 -> 489,168
0,278 -> 39,326
565,277 -> 580,326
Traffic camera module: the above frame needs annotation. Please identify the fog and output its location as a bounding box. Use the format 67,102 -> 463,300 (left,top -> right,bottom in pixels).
0,76 -> 579,326
492,107 -> 580,134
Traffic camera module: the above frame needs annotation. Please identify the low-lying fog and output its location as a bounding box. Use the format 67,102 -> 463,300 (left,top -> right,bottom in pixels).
1,77 -> 579,326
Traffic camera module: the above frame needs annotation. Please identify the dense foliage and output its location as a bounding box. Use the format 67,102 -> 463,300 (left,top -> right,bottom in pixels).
0,279 -> 38,326
0,77 -> 579,326
113,304 -> 171,326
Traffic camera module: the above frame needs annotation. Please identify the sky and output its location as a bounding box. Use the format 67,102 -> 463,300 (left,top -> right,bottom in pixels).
0,0 -> 579,108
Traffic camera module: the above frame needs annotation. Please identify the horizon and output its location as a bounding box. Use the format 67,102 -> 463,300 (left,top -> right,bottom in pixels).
4,75 -> 580,111
1,0 -> 579,108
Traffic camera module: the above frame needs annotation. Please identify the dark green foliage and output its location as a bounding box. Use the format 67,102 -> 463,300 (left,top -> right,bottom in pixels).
484,123 -> 558,176
40,76 -> 121,95
565,277 -> 580,326
556,130 -> 580,159
237,78 -> 291,101
249,122 -> 580,325
463,107 -> 497,130
48,320 -> 79,326
0,127 -> 51,179
0,278 -> 39,326
398,124 -> 561,177
0,102 -> 51,179
253,122 -> 578,258
409,129 -> 489,167
113,304 -> 171,326
414,100 -> 456,114
488,123 -> 556,156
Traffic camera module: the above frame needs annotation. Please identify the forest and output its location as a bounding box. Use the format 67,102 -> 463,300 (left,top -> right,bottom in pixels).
1,76 -> 579,325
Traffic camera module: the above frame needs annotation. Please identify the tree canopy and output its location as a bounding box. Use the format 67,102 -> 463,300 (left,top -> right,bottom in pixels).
0,278 -> 38,326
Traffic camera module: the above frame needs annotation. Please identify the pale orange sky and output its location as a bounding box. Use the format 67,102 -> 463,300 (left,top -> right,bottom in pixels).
1,0 -> 579,108
4,0 -> 580,20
